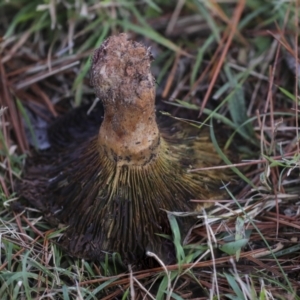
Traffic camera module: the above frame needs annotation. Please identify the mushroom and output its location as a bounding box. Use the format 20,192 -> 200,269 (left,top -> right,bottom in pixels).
19,33 -> 235,264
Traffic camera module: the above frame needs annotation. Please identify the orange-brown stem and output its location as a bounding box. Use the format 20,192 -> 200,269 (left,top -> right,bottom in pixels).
91,33 -> 160,165
99,103 -> 160,165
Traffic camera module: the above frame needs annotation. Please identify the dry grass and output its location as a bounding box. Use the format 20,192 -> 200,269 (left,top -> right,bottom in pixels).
1,0 -> 300,299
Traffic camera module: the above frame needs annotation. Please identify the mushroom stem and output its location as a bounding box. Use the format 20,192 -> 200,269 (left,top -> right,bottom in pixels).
91,33 -> 160,165
99,101 -> 160,166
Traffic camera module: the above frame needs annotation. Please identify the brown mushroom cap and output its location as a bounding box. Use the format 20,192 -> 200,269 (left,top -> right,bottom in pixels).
18,34 -> 236,264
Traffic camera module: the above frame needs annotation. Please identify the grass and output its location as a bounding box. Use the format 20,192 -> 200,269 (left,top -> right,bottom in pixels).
1,0 -> 300,299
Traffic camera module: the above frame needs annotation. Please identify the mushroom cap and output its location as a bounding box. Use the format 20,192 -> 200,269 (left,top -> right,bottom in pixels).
18,34 -> 237,264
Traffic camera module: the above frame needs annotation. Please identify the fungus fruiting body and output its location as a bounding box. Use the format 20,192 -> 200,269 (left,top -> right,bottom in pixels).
19,34 -> 235,263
